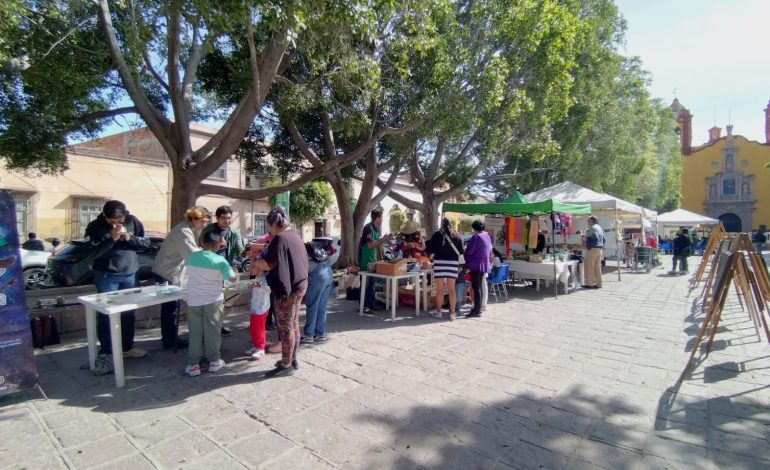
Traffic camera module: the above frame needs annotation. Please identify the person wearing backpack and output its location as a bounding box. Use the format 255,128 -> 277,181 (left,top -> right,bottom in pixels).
301,243 -> 333,345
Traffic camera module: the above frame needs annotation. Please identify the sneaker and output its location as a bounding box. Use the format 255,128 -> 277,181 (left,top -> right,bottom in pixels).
466,312 -> 481,318
220,327 -> 231,337
430,310 -> 443,319
249,349 -> 264,360
449,313 -> 456,322
208,359 -> 225,373
275,359 -> 300,370
123,347 -> 148,358
265,363 -> 295,377
163,338 -> 189,350
313,335 -> 328,343
185,364 -> 201,377
94,354 -> 114,376
245,347 -> 258,356
300,337 -> 315,345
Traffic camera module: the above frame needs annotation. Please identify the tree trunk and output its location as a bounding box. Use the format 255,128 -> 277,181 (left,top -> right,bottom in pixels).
421,196 -> 440,235
169,169 -> 198,227
328,175 -> 356,267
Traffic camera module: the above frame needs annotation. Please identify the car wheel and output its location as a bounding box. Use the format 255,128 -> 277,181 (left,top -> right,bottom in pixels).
24,267 -> 48,290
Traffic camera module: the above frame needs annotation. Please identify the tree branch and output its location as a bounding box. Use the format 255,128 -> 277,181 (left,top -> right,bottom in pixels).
374,177 -> 425,212
321,111 -> 336,157
95,0 -> 175,158
190,26 -> 291,177
370,158 -> 402,207
409,141 -> 426,188
246,8 -> 261,110
71,106 -> 138,128
287,122 -> 323,166
166,8 -> 192,162
425,135 -> 445,184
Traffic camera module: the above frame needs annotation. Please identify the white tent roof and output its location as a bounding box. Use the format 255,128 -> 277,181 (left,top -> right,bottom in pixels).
526,181 -> 656,218
656,208 -> 719,226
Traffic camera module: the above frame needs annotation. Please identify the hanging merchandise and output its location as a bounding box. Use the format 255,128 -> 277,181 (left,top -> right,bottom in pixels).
563,213 -> 573,237
507,217 -> 527,245
528,216 -> 539,249
552,212 -> 563,233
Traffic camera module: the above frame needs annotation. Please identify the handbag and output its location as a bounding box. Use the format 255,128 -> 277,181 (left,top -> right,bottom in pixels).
444,233 -> 465,264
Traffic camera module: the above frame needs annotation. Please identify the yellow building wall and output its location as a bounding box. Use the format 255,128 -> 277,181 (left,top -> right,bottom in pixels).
681,135 -> 770,230
0,153 -> 170,239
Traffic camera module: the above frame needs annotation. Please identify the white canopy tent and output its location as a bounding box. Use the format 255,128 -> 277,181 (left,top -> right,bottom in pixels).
526,181 -> 657,219
655,209 -> 719,228
527,181 -> 658,280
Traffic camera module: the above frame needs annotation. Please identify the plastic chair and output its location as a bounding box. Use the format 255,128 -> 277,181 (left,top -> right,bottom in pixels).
487,263 -> 510,302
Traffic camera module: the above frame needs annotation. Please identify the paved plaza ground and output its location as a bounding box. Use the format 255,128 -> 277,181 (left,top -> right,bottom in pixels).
1,255 -> 769,469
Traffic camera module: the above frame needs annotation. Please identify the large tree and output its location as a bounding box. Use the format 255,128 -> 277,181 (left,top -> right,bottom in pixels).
0,0 -> 397,224
206,0 -> 450,265
382,0 -> 583,234
477,0 -> 681,210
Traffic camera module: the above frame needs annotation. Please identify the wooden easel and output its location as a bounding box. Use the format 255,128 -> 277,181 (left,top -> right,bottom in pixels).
694,222 -> 725,285
681,233 -> 770,378
700,234 -> 733,307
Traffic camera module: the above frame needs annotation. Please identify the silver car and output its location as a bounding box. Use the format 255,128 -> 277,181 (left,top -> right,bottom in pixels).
20,248 -> 51,290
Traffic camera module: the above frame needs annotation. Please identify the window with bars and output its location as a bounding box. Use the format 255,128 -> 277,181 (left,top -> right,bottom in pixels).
254,214 -> 267,236
12,193 -> 29,239
77,199 -> 105,238
209,162 -> 227,180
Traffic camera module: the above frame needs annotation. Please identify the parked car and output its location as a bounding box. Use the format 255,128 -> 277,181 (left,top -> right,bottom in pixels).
21,248 -> 51,290
43,235 -> 165,287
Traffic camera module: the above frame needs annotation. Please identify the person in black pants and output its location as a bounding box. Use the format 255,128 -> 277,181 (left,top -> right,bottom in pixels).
152,206 -> 210,349
463,220 -> 493,317
671,228 -> 692,274
85,200 -> 151,358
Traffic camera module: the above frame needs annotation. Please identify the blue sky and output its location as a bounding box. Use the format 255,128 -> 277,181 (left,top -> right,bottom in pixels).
616,0 -> 770,143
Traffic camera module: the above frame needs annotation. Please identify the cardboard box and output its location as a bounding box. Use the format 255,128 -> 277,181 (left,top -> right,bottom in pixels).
375,259 -> 408,276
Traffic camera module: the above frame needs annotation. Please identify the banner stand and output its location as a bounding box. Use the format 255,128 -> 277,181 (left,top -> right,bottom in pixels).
0,190 -> 44,400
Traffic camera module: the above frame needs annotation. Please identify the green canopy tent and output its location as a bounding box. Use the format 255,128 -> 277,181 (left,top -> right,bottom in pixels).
500,191 -> 530,204
443,199 -> 591,298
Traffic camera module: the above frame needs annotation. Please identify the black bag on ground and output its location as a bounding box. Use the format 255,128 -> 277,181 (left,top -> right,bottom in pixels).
346,287 -> 361,301
30,315 -> 60,349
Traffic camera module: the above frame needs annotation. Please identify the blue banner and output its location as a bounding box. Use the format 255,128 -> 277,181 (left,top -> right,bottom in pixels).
0,190 -> 39,397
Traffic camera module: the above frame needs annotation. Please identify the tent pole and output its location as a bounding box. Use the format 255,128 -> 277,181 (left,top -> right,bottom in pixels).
616,208 -> 621,281
552,211 -> 558,298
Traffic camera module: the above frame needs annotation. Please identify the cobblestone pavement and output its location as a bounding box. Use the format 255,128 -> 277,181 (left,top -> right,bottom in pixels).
2,256 -> 769,469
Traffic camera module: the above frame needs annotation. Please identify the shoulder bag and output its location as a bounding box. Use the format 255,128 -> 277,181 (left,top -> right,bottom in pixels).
444,233 -> 464,264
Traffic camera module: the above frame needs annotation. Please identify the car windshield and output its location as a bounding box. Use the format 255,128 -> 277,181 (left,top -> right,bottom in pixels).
55,241 -> 85,257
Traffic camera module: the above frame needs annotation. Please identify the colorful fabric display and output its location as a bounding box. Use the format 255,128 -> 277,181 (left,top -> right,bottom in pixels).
528,217 -> 539,248
507,217 -> 526,245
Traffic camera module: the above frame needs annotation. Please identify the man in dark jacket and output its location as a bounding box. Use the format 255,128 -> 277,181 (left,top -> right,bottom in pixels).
670,228 -> 692,275
85,200 -> 150,358
22,232 -> 45,251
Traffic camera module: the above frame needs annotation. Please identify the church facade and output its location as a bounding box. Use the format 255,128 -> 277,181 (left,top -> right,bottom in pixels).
674,99 -> 770,232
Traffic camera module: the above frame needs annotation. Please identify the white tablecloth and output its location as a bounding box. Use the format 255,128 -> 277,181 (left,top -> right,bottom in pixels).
507,260 -> 579,293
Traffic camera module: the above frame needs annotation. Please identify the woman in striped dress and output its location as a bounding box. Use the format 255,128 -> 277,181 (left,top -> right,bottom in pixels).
427,218 -> 464,320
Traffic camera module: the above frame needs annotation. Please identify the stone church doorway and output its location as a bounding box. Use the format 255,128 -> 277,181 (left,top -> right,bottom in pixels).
718,213 -> 742,232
